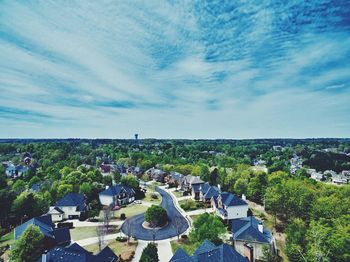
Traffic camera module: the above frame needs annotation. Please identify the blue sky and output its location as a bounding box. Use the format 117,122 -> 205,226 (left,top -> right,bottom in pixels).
1,1 -> 350,139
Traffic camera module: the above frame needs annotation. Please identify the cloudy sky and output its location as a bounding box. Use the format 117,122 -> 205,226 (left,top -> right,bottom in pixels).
1,1 -> 350,139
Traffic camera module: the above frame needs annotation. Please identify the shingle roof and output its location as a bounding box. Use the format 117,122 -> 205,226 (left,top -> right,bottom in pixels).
52,227 -> 71,245
203,186 -> 220,199
200,183 -> 211,194
39,243 -> 118,262
217,192 -> 247,207
169,240 -> 248,262
55,193 -> 87,212
48,206 -> 64,214
15,214 -> 54,240
99,184 -> 135,197
170,248 -> 192,262
232,216 -> 272,244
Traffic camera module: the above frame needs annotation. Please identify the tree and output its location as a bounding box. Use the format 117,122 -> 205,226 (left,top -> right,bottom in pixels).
12,180 -> 26,193
172,215 -> 183,240
189,213 -> 226,244
144,205 -> 168,227
10,225 -> 44,262
96,225 -> 105,252
57,184 -> 73,199
234,178 -> 248,196
123,218 -> 134,244
121,175 -> 139,190
140,243 -> 159,262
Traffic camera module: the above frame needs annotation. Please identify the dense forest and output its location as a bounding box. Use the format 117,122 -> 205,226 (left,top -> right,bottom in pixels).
0,139 -> 349,262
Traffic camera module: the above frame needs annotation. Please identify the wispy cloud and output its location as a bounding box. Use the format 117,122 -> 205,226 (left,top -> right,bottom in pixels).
0,0 -> 349,138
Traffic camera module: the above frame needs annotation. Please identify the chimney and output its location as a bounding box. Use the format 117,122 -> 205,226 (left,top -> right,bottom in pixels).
218,184 -> 221,192
242,194 -> 246,201
42,251 -> 48,262
106,185 -> 109,190
258,222 -> 264,233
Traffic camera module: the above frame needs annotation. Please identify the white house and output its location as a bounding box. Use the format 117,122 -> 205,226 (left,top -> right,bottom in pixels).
48,193 -> 88,221
99,184 -> 135,207
211,192 -> 248,221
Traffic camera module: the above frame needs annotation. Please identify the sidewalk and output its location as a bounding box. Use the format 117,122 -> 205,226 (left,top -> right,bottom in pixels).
132,239 -> 173,262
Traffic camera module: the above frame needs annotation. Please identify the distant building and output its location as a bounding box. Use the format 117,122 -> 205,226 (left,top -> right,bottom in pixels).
146,167 -> 167,182
232,216 -> 275,262
134,134 -> 139,140
170,239 -> 248,262
180,175 -> 205,200
14,215 -> 70,249
199,183 -> 220,202
39,243 -> 118,262
212,192 -> 248,221
99,184 -> 135,207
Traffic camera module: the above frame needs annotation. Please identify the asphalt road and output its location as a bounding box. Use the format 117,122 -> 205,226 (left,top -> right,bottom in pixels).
121,187 -> 189,240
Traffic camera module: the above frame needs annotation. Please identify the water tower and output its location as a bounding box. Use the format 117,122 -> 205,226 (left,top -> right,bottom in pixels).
134,134 -> 139,140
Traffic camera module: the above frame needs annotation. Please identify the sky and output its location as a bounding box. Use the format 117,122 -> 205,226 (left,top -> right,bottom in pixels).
1,0 -> 350,139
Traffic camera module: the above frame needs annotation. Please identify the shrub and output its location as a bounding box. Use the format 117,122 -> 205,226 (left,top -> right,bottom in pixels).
116,236 -> 127,242
57,222 -> 74,229
140,243 -> 159,262
181,234 -> 188,239
151,193 -> 158,199
120,213 -> 126,220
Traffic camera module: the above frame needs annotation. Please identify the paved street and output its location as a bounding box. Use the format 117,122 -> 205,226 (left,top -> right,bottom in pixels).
121,187 -> 189,240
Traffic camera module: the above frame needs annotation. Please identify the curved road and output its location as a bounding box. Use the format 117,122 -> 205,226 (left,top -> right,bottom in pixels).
121,187 -> 189,240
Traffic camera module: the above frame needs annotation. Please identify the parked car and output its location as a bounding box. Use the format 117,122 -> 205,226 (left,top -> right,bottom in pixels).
134,200 -> 142,204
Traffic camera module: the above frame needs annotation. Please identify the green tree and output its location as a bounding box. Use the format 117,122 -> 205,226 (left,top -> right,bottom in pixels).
144,205 -> 168,227
57,184 -> 73,199
190,213 -> 226,244
234,178 -> 248,196
121,175 -> 139,190
10,225 -> 44,262
12,180 -> 26,193
140,242 -> 159,262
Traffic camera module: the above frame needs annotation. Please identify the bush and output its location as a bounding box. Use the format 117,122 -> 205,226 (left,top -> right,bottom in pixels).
181,234 -> 188,239
57,222 -> 73,229
180,199 -> 197,211
120,213 -> 126,220
151,193 -> 158,199
145,205 -> 168,227
116,236 -> 127,242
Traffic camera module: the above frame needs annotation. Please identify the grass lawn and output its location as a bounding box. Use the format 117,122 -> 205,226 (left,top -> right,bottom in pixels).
113,204 -> 148,220
143,191 -> 161,204
172,190 -> 184,198
0,230 -> 14,248
171,239 -> 200,256
70,226 -> 100,241
85,239 -> 138,260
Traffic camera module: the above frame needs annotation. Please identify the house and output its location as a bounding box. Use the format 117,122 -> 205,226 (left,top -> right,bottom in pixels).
180,175 -> 204,200
332,175 -> 348,185
14,214 -> 70,249
100,163 -> 111,173
146,167 -> 167,182
48,193 -> 88,221
200,183 -> 220,202
99,184 -> 135,207
39,243 -> 118,262
212,192 -> 248,221
5,163 -> 29,178
170,239 -> 248,262
167,171 -> 184,185
231,216 -> 275,262
127,166 -> 144,177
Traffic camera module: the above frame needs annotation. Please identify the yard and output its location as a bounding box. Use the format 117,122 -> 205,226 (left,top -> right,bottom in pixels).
0,230 -> 14,248
70,226 -> 119,241
143,191 -> 161,204
84,239 -> 138,261
112,204 -> 148,220
178,199 -> 205,211
170,239 -> 200,256
172,190 -> 185,198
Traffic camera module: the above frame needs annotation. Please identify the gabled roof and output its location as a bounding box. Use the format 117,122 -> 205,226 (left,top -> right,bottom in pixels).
169,240 -> 248,262
193,239 -> 216,256
96,246 -> 119,261
170,248 -> 192,262
99,184 -> 135,197
203,186 -> 220,199
56,193 -> 87,211
217,192 -> 247,207
39,243 -> 118,262
15,214 -> 54,240
52,227 -> 71,245
192,184 -> 202,193
48,206 -> 64,214
200,183 -> 211,194
232,216 -> 272,244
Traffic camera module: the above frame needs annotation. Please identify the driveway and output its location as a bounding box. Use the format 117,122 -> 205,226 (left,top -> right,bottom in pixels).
121,187 -> 189,240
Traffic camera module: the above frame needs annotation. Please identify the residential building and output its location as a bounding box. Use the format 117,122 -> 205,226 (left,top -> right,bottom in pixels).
332,175 -> 348,185
199,183 -> 220,202
39,243 -> 118,262
99,184 -> 135,207
212,192 -> 248,221
231,216 -> 275,262
146,167 -> 167,182
5,163 -> 29,178
180,175 -> 204,200
48,193 -> 88,220
170,239 -> 248,262
14,215 -> 70,249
